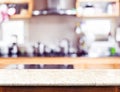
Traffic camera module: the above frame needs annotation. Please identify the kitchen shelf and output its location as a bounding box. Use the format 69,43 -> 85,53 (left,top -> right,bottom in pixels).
76,0 -> 120,18
0,57 -> 120,69
77,14 -> 119,18
10,14 -> 33,19
0,0 -> 32,3
0,0 -> 34,19
77,0 -> 119,2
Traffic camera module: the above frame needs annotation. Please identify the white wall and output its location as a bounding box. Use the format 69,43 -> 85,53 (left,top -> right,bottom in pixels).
28,15 -> 80,48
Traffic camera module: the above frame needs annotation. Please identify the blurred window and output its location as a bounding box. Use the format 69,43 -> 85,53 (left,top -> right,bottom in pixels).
2,21 -> 24,45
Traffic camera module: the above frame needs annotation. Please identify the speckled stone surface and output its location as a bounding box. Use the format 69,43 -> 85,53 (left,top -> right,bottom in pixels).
0,69 -> 120,86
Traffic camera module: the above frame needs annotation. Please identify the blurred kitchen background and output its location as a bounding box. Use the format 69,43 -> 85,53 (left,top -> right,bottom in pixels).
0,0 -> 119,69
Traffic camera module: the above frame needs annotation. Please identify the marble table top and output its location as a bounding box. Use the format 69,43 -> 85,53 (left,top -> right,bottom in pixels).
0,69 -> 120,86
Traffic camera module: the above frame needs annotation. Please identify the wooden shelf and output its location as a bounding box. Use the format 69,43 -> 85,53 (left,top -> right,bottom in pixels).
76,14 -> 120,18
77,0 -> 119,2
76,0 -> 120,18
0,0 -> 34,19
10,14 -> 31,19
0,57 -> 119,69
0,0 -> 32,4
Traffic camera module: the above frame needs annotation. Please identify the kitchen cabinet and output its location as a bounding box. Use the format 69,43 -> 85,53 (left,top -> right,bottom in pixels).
0,0 -> 34,19
117,87 -> 120,92
0,86 -> 116,92
76,0 -> 119,18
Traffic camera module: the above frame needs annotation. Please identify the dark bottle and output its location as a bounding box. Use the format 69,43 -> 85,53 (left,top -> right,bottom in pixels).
33,46 -> 38,57
59,47 -> 65,57
9,43 -> 18,57
59,39 -> 70,57
37,42 -> 45,57
43,46 -> 51,57
76,49 -> 87,57
54,47 -> 61,57
0,48 -> 2,57
49,49 -> 55,57
8,46 -> 12,57
37,42 -> 41,56
17,46 -> 22,57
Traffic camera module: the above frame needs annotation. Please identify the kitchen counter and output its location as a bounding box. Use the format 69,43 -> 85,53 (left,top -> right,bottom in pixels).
0,57 -> 119,86
0,57 -> 120,69
0,69 -> 120,86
